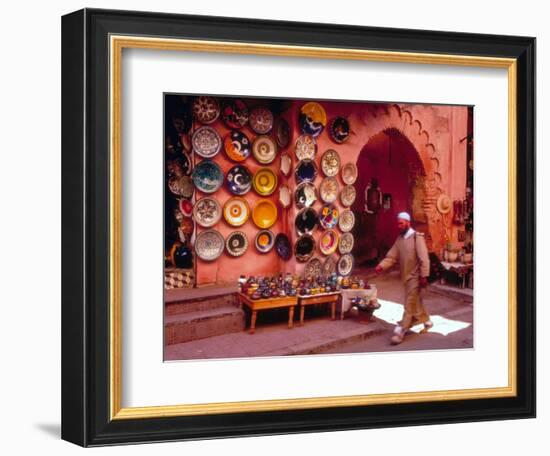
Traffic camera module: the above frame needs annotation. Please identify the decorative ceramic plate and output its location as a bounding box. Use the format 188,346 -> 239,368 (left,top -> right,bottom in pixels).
323,255 -> 338,275
337,253 -> 354,276
226,165 -> 252,195
319,177 -> 339,204
275,233 -> 292,260
340,185 -> 357,207
193,197 -> 222,228
339,232 -> 354,254
321,149 -> 341,177
253,167 -> 278,196
168,175 -> 194,198
280,153 -> 292,176
249,107 -> 274,134
341,162 -> 358,185
255,230 -> 275,253
294,134 -> 317,160
223,130 -> 251,162
223,197 -> 250,227
195,229 -> 225,261
192,126 -> 222,158
294,182 -> 317,208
329,116 -> 350,143
179,198 -> 193,217
252,199 -> 278,229
295,207 -> 318,235
319,204 -> 339,229
295,159 -> 318,184
252,135 -> 278,164
299,102 -> 327,137
192,160 -> 224,193
339,209 -> 356,232
319,230 -> 339,255
276,118 -> 291,148
225,231 -> 248,257
304,257 -> 323,278
192,96 -> 220,124
166,156 -> 191,178
278,185 -> 291,208
221,99 -> 249,129
294,234 -> 315,262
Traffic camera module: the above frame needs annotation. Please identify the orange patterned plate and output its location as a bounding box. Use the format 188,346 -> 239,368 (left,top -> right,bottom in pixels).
319,229 -> 339,255
252,198 -> 278,229
223,196 -> 250,227
253,167 -> 278,196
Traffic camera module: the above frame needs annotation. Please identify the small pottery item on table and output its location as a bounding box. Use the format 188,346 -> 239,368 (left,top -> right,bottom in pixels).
304,257 -> 323,278
255,230 -> 275,253
294,234 -> 315,262
339,209 -> 356,232
221,99 -> 249,129
299,102 -> 327,137
195,229 -> 225,261
223,196 -> 250,227
337,253 -> 354,276
225,231 -> 248,257
319,229 -> 339,255
295,207 -> 318,235
193,197 -> 222,228
341,162 -> 358,185
249,107 -> 274,134
294,134 -> 317,160
168,175 -> 194,198
340,184 -> 357,207
252,135 -> 278,164
191,160 -> 224,193
252,167 -> 278,196
252,198 -> 278,229
280,153 -> 292,176
329,116 -> 350,144
319,204 -> 339,229
192,96 -> 220,124
192,126 -> 222,158
278,185 -> 292,208
319,176 -> 339,204
226,165 -> 252,195
275,118 -> 291,148
275,233 -> 292,261
295,159 -> 318,184
321,149 -> 341,177
294,182 -> 317,208
223,130 -> 251,162
338,232 -> 354,254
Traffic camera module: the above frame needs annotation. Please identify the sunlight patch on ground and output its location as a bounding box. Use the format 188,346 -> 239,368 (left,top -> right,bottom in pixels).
373,299 -> 471,336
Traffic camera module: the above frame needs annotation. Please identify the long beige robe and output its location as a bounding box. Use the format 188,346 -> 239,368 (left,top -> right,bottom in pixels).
377,230 -> 431,329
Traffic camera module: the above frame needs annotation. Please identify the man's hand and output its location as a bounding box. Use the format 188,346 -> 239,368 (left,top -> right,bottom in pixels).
419,277 -> 428,288
374,265 -> 383,275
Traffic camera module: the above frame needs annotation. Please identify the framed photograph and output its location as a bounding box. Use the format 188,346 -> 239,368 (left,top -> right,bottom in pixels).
61,8 -> 535,447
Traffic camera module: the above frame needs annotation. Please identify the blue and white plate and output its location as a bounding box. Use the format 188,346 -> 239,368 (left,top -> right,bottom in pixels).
226,165 -> 252,195
191,160 -> 224,193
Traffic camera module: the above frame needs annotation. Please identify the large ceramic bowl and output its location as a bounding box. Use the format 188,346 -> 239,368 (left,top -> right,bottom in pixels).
304,257 -> 323,278
226,165 -> 252,195
339,209 -> 356,232
195,229 -> 225,261
253,167 -> 278,196
221,99 -> 249,129
337,253 -> 354,276
225,231 -> 248,257
295,207 -> 318,235
294,234 -> 315,262
192,96 -> 220,125
299,102 -> 327,137
223,130 -> 251,162
341,162 -> 358,185
339,232 -> 354,254
329,116 -> 350,144
294,134 -> 317,160
321,149 -> 341,177
223,196 -> 250,227
193,197 -> 222,228
323,255 -> 338,276
192,126 -> 222,158
252,135 -> 278,164
319,176 -> 339,204
252,198 -> 278,229
255,229 -> 275,253
249,107 -> 274,134
294,182 -> 317,208
295,159 -> 318,184
319,229 -> 339,255
191,160 -> 224,194
275,233 -> 292,260
340,184 -> 357,207
319,204 -> 339,229
168,175 -> 194,198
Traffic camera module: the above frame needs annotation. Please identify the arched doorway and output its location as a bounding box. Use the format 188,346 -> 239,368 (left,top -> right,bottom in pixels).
351,128 -> 427,266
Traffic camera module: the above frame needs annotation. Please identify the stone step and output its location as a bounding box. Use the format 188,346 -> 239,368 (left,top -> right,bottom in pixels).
165,305 -> 245,345
166,291 -> 239,315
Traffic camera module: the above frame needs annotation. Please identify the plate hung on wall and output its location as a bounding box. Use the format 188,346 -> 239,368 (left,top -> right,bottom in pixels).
193,197 -> 222,228
299,102 -> 327,137
253,167 -> 278,196
274,233 -> 292,261
328,116 -> 351,144
252,198 -> 278,229
249,107 -> 274,134
321,149 -> 341,177
221,99 -> 249,129
226,165 -> 252,195
319,229 -> 339,255
278,185 -> 292,209
295,207 -> 318,235
191,160 -> 224,194
252,135 -> 278,164
337,253 -> 355,276
323,255 -> 338,276
294,234 -> 315,262
194,229 -> 225,261
192,96 -> 220,125
304,257 -> 323,278
255,230 -> 275,253
294,182 -> 317,208
275,117 -> 291,148
338,209 -> 356,232
319,176 -> 339,204
294,134 -> 317,160
338,232 -> 355,254
294,159 -> 318,184
223,129 -> 252,162
223,197 -> 250,227
319,204 -> 339,229
341,162 -> 358,185
225,231 -> 248,257
279,152 -> 292,177
340,184 -> 357,207
192,125 -> 222,158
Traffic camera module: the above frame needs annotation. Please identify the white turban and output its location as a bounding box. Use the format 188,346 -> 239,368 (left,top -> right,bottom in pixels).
397,212 -> 411,222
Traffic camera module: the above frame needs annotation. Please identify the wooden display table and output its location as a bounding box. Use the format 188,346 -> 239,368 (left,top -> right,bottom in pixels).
238,293 -> 297,334
297,292 -> 340,326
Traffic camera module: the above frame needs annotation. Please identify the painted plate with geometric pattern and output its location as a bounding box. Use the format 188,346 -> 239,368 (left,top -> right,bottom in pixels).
195,229 -> 225,261
192,96 -> 220,124
192,126 -> 222,158
337,253 -> 354,276
225,231 -> 248,257
193,197 -> 222,228
223,197 -> 250,227
321,149 -> 341,177
338,232 -> 354,254
339,209 -> 356,232
340,185 -> 357,207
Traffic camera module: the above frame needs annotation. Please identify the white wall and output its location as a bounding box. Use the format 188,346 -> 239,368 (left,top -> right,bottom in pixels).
0,0 -> 545,454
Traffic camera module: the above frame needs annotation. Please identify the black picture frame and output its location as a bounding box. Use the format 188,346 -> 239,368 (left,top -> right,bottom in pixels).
62,8 -> 536,447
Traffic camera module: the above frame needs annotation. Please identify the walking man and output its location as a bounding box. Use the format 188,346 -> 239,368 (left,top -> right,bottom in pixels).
375,212 -> 433,344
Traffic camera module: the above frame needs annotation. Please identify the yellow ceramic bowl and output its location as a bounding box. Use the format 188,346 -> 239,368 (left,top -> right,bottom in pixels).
252,198 -> 278,229
252,167 -> 278,196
